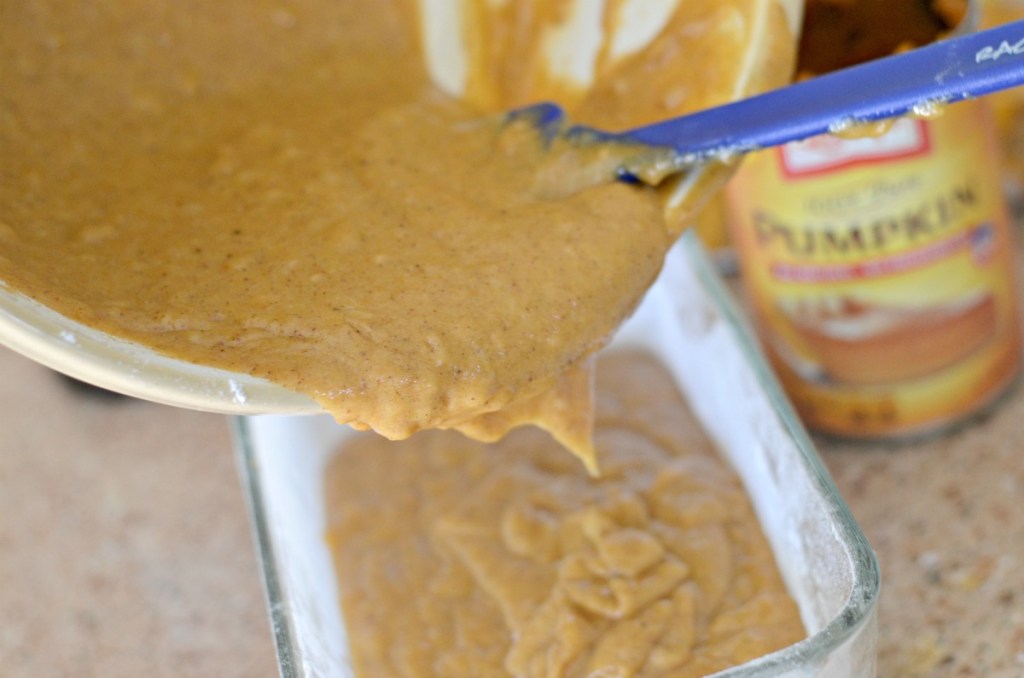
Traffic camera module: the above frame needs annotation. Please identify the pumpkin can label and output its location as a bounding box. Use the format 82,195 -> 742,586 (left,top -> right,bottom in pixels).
727,101 -> 1022,438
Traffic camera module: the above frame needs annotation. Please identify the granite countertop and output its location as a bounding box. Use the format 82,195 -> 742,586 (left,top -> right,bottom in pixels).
0,353 -> 276,678
2,247 -> 1024,677
824,380 -> 1024,676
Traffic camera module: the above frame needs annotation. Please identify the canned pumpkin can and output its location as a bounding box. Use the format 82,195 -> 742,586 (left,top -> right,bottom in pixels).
726,97 -> 1022,439
724,0 -> 1023,440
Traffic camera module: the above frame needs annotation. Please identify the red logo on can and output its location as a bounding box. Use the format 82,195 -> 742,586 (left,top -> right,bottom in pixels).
778,118 -> 932,178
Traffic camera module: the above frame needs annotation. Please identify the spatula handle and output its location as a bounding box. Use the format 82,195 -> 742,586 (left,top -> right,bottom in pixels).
621,20 -> 1024,160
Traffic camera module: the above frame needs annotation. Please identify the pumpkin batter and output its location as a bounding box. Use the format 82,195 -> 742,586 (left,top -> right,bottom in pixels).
0,1 -> 795,467
326,351 -> 805,677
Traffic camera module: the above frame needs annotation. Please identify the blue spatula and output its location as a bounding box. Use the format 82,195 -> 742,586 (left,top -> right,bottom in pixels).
518,19 -> 1024,180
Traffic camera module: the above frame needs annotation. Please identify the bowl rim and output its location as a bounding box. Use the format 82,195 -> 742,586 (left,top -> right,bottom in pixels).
0,280 -> 320,415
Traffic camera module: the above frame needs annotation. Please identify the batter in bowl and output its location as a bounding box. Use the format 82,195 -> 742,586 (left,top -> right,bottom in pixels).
0,0 -> 795,467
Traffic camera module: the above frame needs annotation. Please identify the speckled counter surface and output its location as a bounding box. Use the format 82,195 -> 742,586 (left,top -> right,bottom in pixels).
2,254 -> 1024,678
821,385 -> 1024,677
0,353 -> 276,678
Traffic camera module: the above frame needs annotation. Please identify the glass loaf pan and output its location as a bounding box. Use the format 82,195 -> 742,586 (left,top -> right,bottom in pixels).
233,232 -> 881,677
